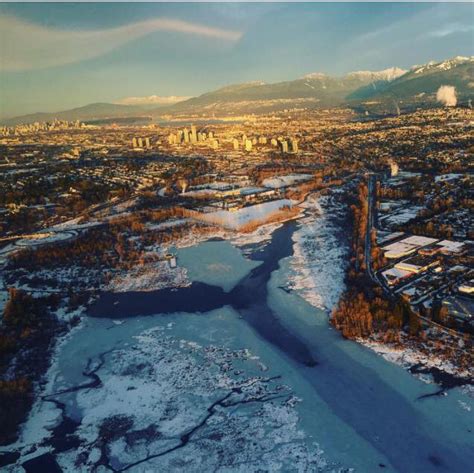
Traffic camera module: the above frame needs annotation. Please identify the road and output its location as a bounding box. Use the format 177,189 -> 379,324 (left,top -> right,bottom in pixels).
364,173 -> 391,295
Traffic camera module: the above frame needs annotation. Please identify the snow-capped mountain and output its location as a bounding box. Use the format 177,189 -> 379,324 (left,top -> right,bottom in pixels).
302,72 -> 329,80
3,56 -> 473,125
346,67 -> 407,82
411,56 -> 474,75
302,68 -> 406,82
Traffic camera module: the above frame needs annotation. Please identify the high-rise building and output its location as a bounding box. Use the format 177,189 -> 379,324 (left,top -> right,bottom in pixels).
138,138 -> 143,148
290,138 -> 298,153
145,137 -> 151,149
270,138 -> 278,147
190,125 -> 197,144
258,136 -> 267,145
245,139 -> 253,152
232,139 -> 239,150
208,131 -> 214,140
281,140 -> 289,153
132,137 -> 138,148
390,161 -> 399,177
183,129 -> 189,143
242,134 -> 247,146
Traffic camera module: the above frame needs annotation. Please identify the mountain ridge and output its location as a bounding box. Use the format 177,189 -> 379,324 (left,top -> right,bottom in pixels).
2,56 -> 473,125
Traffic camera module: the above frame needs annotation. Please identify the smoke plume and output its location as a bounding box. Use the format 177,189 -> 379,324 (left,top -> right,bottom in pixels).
436,85 -> 457,107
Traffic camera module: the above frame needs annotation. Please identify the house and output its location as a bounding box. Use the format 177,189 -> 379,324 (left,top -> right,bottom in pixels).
395,255 -> 440,274
382,235 -> 438,259
435,240 -> 465,255
381,267 -> 412,286
458,279 -> 474,295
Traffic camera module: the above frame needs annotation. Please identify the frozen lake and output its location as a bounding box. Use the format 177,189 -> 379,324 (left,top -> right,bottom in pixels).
8,219 -> 474,472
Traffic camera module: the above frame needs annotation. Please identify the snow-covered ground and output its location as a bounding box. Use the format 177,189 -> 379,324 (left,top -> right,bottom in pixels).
15,231 -> 76,247
192,199 -> 294,230
262,174 -> 313,189
107,260 -> 189,293
288,193 -> 348,312
434,173 -> 463,183
361,335 -> 473,380
106,220 -> 284,293
146,218 -> 187,231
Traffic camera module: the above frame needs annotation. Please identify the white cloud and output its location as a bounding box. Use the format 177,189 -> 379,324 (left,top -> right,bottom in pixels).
0,15 -> 242,72
424,23 -> 473,39
117,95 -> 192,106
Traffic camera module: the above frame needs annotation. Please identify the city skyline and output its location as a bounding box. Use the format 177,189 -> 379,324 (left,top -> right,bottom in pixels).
1,2 -> 473,118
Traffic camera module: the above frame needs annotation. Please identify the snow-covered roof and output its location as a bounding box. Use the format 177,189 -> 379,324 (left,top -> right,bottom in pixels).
400,235 -> 438,247
382,267 -> 412,281
262,174 -> 312,189
437,240 -> 465,253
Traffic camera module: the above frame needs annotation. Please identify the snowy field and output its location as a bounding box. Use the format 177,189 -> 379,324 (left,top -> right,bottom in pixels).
361,335 -> 474,380
288,193 -> 348,312
15,231 -> 76,247
262,174 -> 313,189
107,259 -> 189,293
192,199 -> 294,230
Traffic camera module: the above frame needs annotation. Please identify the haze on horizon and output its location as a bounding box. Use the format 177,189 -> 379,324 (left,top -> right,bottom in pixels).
0,2 -> 473,118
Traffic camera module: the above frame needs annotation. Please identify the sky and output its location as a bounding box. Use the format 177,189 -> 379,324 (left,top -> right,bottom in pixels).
0,2 -> 473,118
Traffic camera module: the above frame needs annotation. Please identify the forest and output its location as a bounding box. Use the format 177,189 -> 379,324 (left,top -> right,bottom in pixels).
0,289 -> 64,445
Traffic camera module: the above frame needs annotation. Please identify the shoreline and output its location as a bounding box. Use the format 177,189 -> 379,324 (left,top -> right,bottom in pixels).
288,190 -> 473,387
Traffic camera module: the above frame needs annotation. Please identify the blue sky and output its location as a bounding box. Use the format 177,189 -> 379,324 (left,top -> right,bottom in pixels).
0,2 -> 473,118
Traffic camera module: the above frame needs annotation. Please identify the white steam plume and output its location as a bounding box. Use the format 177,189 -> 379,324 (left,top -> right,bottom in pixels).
436,85 -> 457,107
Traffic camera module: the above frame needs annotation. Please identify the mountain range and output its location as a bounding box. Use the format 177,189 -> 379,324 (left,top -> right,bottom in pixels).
3,56 -> 473,125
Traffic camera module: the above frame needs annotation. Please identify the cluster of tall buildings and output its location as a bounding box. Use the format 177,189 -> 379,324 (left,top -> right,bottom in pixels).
235,134 -> 298,153
1,119 -> 83,137
132,137 -> 152,149
165,126 -> 299,154
168,125 -> 219,149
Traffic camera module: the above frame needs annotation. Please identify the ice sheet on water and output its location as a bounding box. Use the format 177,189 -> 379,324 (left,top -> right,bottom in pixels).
177,240 -> 261,292
14,320 -> 342,472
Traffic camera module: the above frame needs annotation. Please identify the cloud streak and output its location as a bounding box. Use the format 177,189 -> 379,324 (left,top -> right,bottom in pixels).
0,15 -> 242,72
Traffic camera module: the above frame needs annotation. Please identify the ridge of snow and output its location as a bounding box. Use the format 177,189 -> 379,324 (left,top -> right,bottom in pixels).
302,72 -> 328,80
346,67 -> 407,82
411,56 -> 474,74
